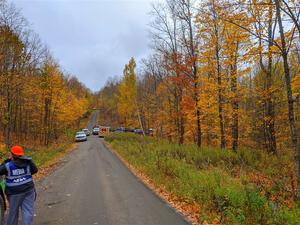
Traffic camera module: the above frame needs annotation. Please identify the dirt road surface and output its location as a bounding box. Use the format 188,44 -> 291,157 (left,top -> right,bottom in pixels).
34,111 -> 190,225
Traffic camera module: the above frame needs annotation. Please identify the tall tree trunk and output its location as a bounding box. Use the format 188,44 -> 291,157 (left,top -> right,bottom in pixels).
216,43 -> 226,149
275,0 -> 300,198
172,55 -> 184,145
44,98 -> 51,146
188,7 -> 201,148
178,89 -> 184,144
195,85 -> 202,147
217,62 -> 226,149
135,100 -> 146,136
265,3 -> 277,154
230,42 -> 239,151
212,0 -> 226,149
5,96 -> 12,147
4,76 -> 12,147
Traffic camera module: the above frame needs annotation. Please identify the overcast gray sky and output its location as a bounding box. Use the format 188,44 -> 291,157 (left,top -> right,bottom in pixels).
11,0 -> 155,92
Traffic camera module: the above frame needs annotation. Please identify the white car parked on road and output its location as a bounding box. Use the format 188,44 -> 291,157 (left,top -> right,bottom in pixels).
75,131 -> 87,142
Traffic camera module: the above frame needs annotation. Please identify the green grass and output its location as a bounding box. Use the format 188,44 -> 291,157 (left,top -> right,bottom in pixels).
105,133 -> 300,225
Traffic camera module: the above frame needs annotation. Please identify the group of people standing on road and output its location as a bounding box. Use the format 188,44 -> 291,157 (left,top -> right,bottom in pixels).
0,145 -> 38,225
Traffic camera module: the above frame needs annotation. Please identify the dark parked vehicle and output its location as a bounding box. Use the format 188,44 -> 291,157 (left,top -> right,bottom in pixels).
125,128 -> 135,132
115,127 -> 125,132
92,127 -> 99,135
134,129 -> 144,135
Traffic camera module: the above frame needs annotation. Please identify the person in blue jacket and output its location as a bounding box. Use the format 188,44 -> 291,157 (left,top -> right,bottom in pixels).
0,146 -> 38,225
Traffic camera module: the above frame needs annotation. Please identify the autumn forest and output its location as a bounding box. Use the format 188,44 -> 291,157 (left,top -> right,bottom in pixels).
1,0 -> 300,223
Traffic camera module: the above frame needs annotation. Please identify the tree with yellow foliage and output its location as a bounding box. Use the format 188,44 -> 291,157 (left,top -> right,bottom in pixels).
118,58 -> 140,128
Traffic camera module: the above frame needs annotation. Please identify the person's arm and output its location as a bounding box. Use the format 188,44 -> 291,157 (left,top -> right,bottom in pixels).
29,160 -> 38,175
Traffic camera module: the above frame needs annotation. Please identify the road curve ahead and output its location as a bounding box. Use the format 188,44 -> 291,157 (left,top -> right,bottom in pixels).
34,111 -> 190,225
